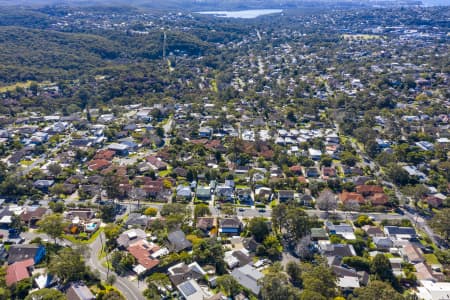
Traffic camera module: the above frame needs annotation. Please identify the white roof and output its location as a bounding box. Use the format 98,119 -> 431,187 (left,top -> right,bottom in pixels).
338,276 -> 360,289
309,148 -> 322,156
0,215 -> 12,224
133,264 -> 147,275
417,280 -> 450,300
150,247 -> 169,259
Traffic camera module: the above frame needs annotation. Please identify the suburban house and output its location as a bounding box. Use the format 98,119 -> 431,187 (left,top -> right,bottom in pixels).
415,263 -> 436,281
124,213 -> 151,229
231,265 -> 263,295
66,282 -> 95,300
127,239 -> 163,275
321,243 -> 357,262
384,226 -> 417,240
224,250 -> 252,269
176,185 -> 192,201
176,279 -> 208,300
416,280 -> 450,300
7,244 -> 46,265
219,217 -> 242,235
117,228 -> 147,249
196,217 -> 217,236
362,225 -> 385,237
19,206 -> 48,227
215,185 -> 234,201
5,258 -> 34,286
196,186 -> 212,201
168,262 -> 207,286
310,228 -> 329,241
278,190 -> 295,202
168,230 -> 192,252
401,243 -> 425,264
373,237 -> 394,250
325,222 -> 356,240
146,155 -> 168,171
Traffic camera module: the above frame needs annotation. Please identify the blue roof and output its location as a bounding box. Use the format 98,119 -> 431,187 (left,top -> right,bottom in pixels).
220,228 -> 239,233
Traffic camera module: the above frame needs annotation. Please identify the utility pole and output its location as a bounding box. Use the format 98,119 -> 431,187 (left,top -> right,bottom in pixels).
99,232 -> 110,279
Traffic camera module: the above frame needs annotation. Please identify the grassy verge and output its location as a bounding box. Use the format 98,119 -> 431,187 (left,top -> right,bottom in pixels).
424,254 -> 439,265
63,228 -> 103,245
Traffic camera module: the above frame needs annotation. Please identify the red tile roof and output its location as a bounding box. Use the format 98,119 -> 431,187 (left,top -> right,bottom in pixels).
127,240 -> 160,270
369,193 -> 389,206
6,258 -> 34,286
94,149 -> 116,161
87,159 -> 111,171
356,185 -> 384,195
289,165 -> 303,173
339,191 -> 365,204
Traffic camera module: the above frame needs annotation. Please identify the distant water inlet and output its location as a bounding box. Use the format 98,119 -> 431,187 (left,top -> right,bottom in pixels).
196,9 -> 283,19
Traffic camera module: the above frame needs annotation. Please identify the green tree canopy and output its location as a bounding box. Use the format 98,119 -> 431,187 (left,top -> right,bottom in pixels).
25,288 -> 67,300
430,208 -> 450,243
37,213 -> 68,243
248,217 -> 270,243
49,247 -> 88,284
350,280 -> 404,300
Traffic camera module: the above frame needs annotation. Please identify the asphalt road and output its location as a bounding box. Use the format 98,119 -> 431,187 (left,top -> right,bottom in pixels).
88,232 -> 145,300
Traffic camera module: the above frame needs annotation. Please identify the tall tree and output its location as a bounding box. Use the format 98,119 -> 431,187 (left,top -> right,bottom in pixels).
430,208 -> 450,243
216,275 -> 241,297
370,253 -> 400,290
301,263 -> 337,299
248,217 -> 270,243
316,189 -> 337,217
350,280 -> 404,300
259,263 -> 301,300
37,213 -> 67,244
49,248 -> 87,284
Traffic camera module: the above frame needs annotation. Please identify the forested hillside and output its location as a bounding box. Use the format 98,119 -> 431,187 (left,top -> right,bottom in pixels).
0,26 -> 212,83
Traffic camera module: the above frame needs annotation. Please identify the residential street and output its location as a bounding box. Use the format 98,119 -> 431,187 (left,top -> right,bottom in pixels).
88,232 -> 146,300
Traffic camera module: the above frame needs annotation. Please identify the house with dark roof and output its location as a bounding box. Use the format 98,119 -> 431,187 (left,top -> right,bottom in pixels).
310,228 -> 329,241
65,208 -> 95,222
168,230 -> 192,252
33,180 -> 55,192
362,225 -> 385,237
168,262 -> 207,286
7,244 -> 45,265
384,226 -> 417,240
19,206 -> 48,227
322,243 -> 357,259
117,228 -> 147,249
278,190 -> 295,202
196,217 -> 216,236
196,186 -> 212,201
125,213 -> 151,229
215,185 -> 234,201
219,217 -> 242,235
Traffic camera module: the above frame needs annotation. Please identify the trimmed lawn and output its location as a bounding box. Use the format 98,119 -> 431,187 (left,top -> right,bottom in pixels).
63,228 -> 103,245
424,254 -> 439,265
